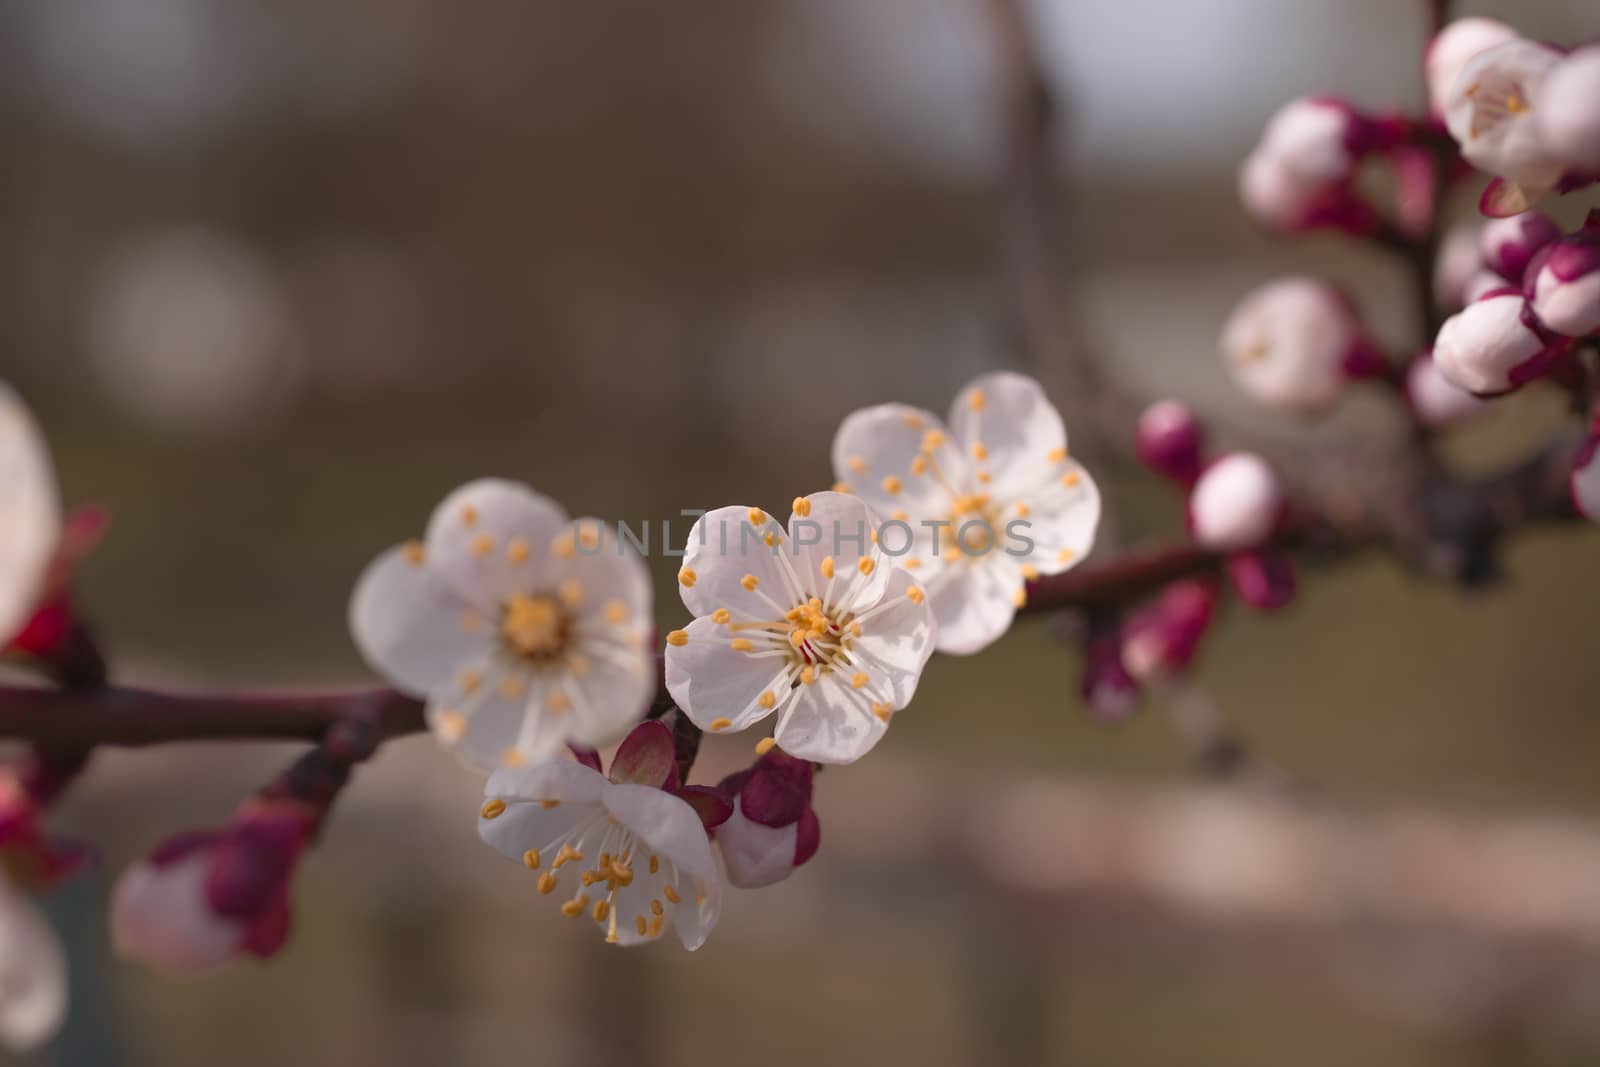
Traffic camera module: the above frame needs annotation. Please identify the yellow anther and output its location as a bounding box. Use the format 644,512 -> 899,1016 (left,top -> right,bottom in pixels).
523,849 -> 541,870
907,586 -> 925,604
650,899 -> 665,917
554,532 -> 577,558
882,476 -> 903,495
747,507 -> 766,526
593,899 -> 611,922
757,737 -> 778,755
470,534 -> 494,558
554,845 -> 584,869
578,526 -> 601,551
789,629 -> 806,648
501,594 -> 565,658
1012,587 -> 1027,608
730,638 -> 754,652
792,496 -> 812,517
547,691 -> 571,713
559,579 -> 584,607
1057,547 -> 1075,564
567,653 -> 590,677
458,669 -> 482,693
437,711 -> 465,739
942,547 -> 961,564
561,896 -> 589,919
1020,564 -> 1039,580
904,557 -> 922,570
649,855 -> 660,875
800,667 -> 816,686
648,915 -> 664,938
740,574 -> 760,592
820,556 -> 835,580
539,798 -> 560,809
678,567 -> 697,587
890,509 -> 909,522
847,456 -> 868,474
921,429 -> 945,451
500,675 -> 526,698
848,620 -> 862,637
1062,471 -> 1081,487
506,538 -> 530,564
857,557 -> 876,576
612,865 -> 635,887
758,691 -> 777,709
461,504 -> 479,527
709,717 -> 733,731
1015,502 -> 1031,518
764,531 -> 777,547
903,412 -> 925,429
580,869 -> 600,887
663,884 -> 681,904
1506,93 -> 1527,114
403,540 -> 425,566
636,915 -> 648,936
972,441 -> 988,460
831,482 -> 851,493
605,600 -> 628,624
968,389 -> 986,411
1048,446 -> 1068,463
666,629 -> 689,647
501,748 -> 526,768
538,872 -> 558,894
976,470 -> 992,485
711,608 -> 731,624
851,672 -> 869,689
910,455 -> 927,475
871,702 -> 892,722
480,798 -> 506,819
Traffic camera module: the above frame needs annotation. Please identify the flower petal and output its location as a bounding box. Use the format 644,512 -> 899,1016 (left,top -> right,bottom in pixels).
1009,459 -> 1101,575
716,803 -> 799,890
926,556 -> 1023,656
947,372 -> 1067,500
551,518 -> 653,632
788,491 -> 891,614
849,567 -> 937,707
0,384 -> 61,647
830,402 -> 959,520
773,672 -> 888,764
478,761 -> 608,862
677,505 -> 799,618
110,854 -> 241,977
602,783 -> 721,950
424,479 -> 569,607
564,640 -> 656,748
429,660 -> 569,771
664,615 -> 792,735
348,544 -> 488,697
0,882 -> 64,1052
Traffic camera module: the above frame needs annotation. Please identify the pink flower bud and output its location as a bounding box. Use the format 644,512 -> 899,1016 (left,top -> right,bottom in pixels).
1134,401 -> 1204,485
1478,212 -> 1559,281
1536,48 -> 1600,175
111,808 -> 305,976
1081,635 -> 1139,720
1463,270 -> 1510,305
1405,351 -> 1489,427
1120,579 -> 1219,681
1425,17 -> 1519,118
1444,39 -> 1567,191
714,752 -> 818,890
1435,221 -> 1485,312
1188,453 -> 1284,553
1433,292 -> 1557,395
1238,152 -> 1376,235
1526,229 -> 1600,338
1226,550 -> 1296,611
1255,98 -> 1371,186
1573,431 -> 1600,523
1220,278 -> 1368,416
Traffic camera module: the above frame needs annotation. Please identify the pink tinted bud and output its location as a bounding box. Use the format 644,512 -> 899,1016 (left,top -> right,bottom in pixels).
1120,579 -> 1219,681
1573,432 -> 1600,523
111,809 -> 306,976
1478,212 -> 1559,281
1255,98 -> 1370,185
1463,270 -> 1510,305
1134,401 -> 1204,484
1405,351 -> 1489,427
1526,230 -> 1600,338
1425,17 -> 1519,118
1444,40 -> 1566,191
1536,48 -> 1600,175
1188,453 -> 1284,553
1226,550 -> 1297,611
1081,635 -> 1139,720
1220,278 -> 1366,416
1433,292 -> 1556,395
714,751 -> 818,889
1435,221 -> 1484,312
1238,152 -> 1377,235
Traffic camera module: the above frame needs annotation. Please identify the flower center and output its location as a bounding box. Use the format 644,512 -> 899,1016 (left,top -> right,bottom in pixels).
782,597 -> 855,670
500,594 -> 570,660
948,493 -> 1001,558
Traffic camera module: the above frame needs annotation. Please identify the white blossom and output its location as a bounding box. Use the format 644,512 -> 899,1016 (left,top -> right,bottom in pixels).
1188,454 -> 1283,553
1425,17 -> 1519,117
1220,277 -> 1363,416
1444,39 -> 1567,191
0,384 -> 61,648
1433,293 -> 1549,396
1536,47 -> 1600,175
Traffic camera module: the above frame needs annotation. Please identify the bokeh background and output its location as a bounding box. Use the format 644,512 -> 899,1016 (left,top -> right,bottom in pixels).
4,0 -> 1600,1063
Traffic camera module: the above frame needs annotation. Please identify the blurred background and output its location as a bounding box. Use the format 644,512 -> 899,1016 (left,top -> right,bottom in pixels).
4,0 -> 1600,1063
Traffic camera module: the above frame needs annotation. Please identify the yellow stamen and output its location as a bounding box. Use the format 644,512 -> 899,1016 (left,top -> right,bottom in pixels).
663,884 -> 681,904
907,586 -> 925,604
506,538 -> 530,564
857,557 -> 875,576
711,608 -> 731,624
649,855 -> 660,874
561,896 -> 589,919
792,496 -> 812,517
559,579 -> 584,607
730,638 -> 754,652
403,540 -> 425,566
666,629 -> 689,647
480,799 -> 506,819
820,556 -> 835,580
636,915 -> 648,936
882,476 -> 902,495
911,455 -> 928,475
538,872 -> 558,894
871,702 -> 892,722
747,507 -> 766,526
1057,548 -> 1075,564
758,691 -> 776,709
968,389 -> 986,411
500,675 -> 526,698
922,429 -> 945,451
756,737 -> 778,755
539,799 -> 560,809
851,672 -> 869,689
741,574 -> 760,591
593,900 -> 611,922
650,899 -> 664,917
461,504 -> 479,527
709,717 -> 732,731
605,600 -> 628,624
1062,471 -> 1081,487
547,691 -> 571,713
903,413 -> 924,429
678,567 -> 697,587
847,456 -> 868,474
523,849 -> 541,869
972,441 -> 988,460
831,482 -> 851,494
437,711 -> 465,739
501,748 -> 526,768
1048,447 -> 1068,463
470,534 -> 493,558
1020,564 -> 1039,580
1012,587 -> 1027,608
800,666 -> 816,686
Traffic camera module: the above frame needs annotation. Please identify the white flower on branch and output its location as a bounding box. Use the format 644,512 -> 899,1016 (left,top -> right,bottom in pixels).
477,730 -> 722,949
828,372 -> 1101,655
0,384 -> 61,649
1433,292 -> 1556,396
1526,227 -> 1600,339
663,492 -> 935,764
1536,47 -> 1600,176
349,479 -> 654,772
1425,17 -> 1519,119
1187,454 -> 1284,554
1220,278 -> 1372,417
1444,39 -> 1567,193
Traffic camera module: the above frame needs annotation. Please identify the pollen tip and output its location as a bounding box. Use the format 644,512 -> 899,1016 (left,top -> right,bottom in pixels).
709,717 -> 733,731
666,629 -> 689,647
480,798 -> 507,819
755,737 -> 778,755
678,567 -> 698,588
792,496 -> 813,517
